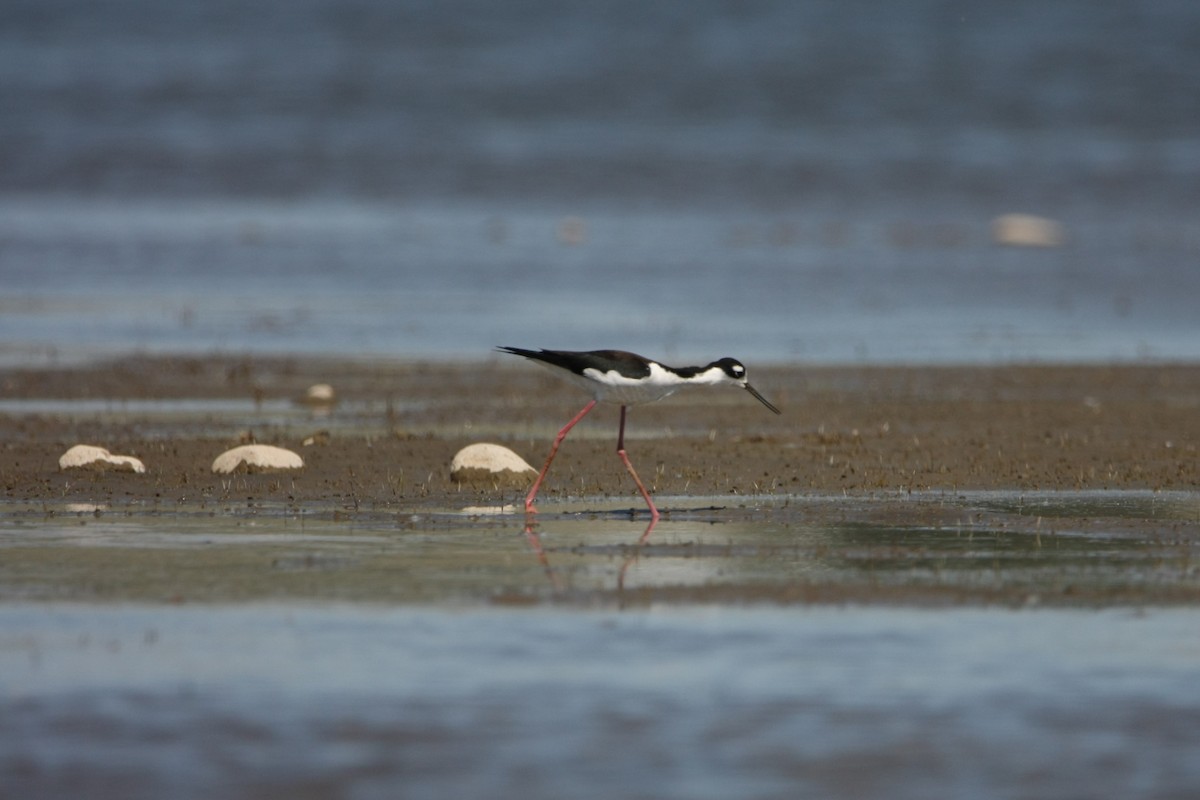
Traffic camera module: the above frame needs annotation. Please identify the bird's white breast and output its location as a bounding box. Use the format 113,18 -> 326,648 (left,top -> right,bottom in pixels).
580,361 -> 683,405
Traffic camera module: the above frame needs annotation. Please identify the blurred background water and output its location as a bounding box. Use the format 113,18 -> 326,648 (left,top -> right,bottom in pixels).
2,0 -> 1199,364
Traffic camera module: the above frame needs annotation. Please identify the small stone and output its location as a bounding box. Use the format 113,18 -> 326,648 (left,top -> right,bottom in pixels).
450,443 -> 536,484
991,213 -> 1066,248
302,431 -> 331,447
557,215 -> 587,246
59,444 -> 146,473
305,383 -> 336,403
211,444 -> 304,474
460,504 -> 521,515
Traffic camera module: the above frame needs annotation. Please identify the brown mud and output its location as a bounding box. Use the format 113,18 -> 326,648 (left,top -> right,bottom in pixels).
1,356 -> 1197,509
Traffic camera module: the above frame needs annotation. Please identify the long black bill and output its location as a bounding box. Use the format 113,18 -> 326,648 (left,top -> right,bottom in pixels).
745,383 -> 781,414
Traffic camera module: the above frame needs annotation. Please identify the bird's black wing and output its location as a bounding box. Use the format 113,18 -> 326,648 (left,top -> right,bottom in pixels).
496,347 -> 653,378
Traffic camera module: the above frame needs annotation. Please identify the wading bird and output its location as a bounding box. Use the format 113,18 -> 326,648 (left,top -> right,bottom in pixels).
498,347 -> 781,520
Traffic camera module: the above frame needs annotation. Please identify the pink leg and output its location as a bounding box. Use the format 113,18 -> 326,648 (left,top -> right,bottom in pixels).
616,405 -> 661,521
525,399 -> 597,514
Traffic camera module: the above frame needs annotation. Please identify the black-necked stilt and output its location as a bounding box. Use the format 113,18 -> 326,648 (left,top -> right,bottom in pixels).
497,347 -> 781,520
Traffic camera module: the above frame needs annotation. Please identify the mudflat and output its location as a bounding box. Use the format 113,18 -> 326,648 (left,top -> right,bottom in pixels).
1,356 -> 1196,508
2,355 -> 1199,608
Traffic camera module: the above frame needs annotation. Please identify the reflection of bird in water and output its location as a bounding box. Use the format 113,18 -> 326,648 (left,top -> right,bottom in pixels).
523,520 -> 656,595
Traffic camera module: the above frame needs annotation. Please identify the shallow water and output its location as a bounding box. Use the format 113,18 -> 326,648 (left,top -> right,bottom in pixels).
1,491 -> 1198,798
2,491 -> 1196,605
3,604 -> 1199,800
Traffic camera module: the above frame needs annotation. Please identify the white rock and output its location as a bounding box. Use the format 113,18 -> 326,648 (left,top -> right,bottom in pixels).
450,443 -> 536,483
59,444 -> 146,473
211,444 -> 304,474
991,213 -> 1066,247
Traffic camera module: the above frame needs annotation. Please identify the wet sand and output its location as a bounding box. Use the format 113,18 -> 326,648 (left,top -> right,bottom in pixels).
2,356 -> 1197,506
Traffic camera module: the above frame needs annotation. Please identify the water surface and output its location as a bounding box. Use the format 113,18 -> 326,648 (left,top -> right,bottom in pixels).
3,604 -> 1198,799
3,1 -> 1200,364
2,491 -> 1197,797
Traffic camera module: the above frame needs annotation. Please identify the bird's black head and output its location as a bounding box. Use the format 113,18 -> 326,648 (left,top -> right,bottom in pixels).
710,357 -> 781,414
712,357 -> 747,380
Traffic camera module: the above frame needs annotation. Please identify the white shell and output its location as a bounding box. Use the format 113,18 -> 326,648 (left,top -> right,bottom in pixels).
211,444 -> 304,474
450,443 -> 535,481
59,444 -> 146,473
